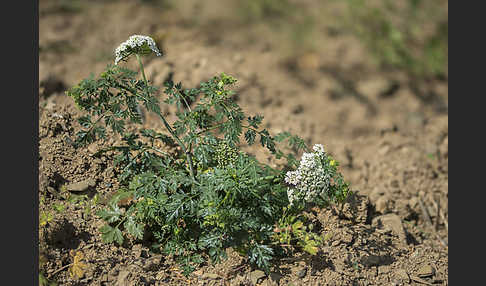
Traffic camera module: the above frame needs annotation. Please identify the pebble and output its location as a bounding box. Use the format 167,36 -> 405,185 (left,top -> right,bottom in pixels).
393,269 -> 410,284
46,186 -> 62,198
88,143 -> 98,154
372,213 -> 407,246
269,272 -> 282,284
115,270 -> 130,286
361,255 -> 381,267
65,178 -> 96,192
375,195 -> 390,214
417,265 -> 435,278
202,273 -> 220,280
249,270 -> 266,285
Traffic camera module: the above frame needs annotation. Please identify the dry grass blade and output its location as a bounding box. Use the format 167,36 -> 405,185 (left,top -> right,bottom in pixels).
430,197 -> 448,232
418,196 -> 448,248
434,196 -> 440,231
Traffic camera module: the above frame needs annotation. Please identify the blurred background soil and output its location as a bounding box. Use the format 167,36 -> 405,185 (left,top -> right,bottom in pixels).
39,0 -> 448,285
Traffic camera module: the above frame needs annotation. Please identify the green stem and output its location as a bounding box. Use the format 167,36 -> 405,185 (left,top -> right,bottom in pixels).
136,54 -> 196,183
176,88 -> 192,112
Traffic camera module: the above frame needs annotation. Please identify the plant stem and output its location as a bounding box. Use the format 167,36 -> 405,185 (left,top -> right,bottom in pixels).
136,54 -> 196,183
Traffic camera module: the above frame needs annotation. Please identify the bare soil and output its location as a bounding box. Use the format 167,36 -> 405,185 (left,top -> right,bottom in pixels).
39,1 -> 448,285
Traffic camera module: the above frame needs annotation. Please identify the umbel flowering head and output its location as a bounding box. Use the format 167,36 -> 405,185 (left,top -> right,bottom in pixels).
284,144 -> 332,206
114,35 -> 162,65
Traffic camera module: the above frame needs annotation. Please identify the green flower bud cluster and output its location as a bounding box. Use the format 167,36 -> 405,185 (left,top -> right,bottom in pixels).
215,140 -> 239,168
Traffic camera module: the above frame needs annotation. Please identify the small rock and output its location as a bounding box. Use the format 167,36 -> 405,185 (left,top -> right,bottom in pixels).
202,273 -> 220,280
65,178 -> 96,192
87,143 -> 98,154
260,279 -> 277,286
417,265 -> 435,278
269,272 -> 282,284
393,269 -> 410,284
46,186 -> 62,198
361,255 -> 381,267
372,214 -> 407,246
340,193 -> 370,223
115,270 -> 130,286
375,195 -> 390,214
249,270 -> 266,285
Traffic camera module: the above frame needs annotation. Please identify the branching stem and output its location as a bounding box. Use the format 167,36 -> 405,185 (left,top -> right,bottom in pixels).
136,54 -> 196,183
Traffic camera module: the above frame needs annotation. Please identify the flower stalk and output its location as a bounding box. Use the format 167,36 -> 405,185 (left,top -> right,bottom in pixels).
135,54 -> 196,183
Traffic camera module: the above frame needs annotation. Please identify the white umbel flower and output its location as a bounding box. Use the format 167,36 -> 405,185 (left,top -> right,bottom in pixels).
285,144 -> 332,206
284,170 -> 302,186
114,35 -> 162,65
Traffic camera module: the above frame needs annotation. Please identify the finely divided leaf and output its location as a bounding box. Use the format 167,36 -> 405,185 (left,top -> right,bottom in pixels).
244,129 -> 256,145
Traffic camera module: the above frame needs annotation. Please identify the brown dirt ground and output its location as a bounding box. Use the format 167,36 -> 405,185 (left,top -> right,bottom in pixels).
39,1 -> 448,285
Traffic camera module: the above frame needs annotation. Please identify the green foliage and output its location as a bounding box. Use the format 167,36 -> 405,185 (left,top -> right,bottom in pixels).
67,49 -> 350,274
273,210 -> 323,256
344,0 -> 448,79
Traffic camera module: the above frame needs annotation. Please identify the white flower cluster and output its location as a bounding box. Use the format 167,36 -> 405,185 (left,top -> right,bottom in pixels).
114,35 -> 162,65
284,144 -> 331,205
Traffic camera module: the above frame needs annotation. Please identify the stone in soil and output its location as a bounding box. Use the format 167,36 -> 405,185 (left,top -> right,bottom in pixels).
361,255 -> 382,267
416,264 -> 435,278
249,270 -> 266,285
65,178 -> 96,192
393,268 -> 410,284
375,195 -> 391,214
116,270 -> 130,286
202,273 -> 221,280
372,213 -> 407,246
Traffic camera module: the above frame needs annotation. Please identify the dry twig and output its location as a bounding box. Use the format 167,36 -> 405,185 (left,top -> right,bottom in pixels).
418,196 -> 448,248
430,197 -> 448,232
